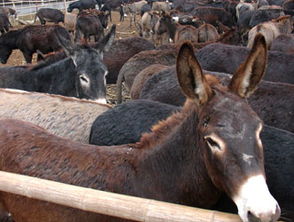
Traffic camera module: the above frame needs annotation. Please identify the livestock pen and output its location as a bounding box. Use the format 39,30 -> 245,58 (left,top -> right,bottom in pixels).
0,0 -> 73,15
0,0 -> 76,24
0,1 -> 292,221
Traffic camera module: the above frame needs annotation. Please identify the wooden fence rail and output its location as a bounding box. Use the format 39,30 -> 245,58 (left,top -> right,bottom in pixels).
0,170 -> 242,222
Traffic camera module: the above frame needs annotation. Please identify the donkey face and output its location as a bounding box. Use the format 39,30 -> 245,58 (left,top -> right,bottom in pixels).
56,25 -> 116,103
98,12 -> 109,29
156,13 -> 171,35
177,34 -> 280,222
73,46 -> 108,103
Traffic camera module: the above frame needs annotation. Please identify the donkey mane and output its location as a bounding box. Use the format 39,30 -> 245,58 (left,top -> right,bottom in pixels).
29,50 -> 66,71
29,39 -> 96,71
272,15 -> 291,22
29,42 -> 95,71
135,101 -> 190,149
136,74 -> 220,150
29,54 -> 68,71
78,9 -> 105,17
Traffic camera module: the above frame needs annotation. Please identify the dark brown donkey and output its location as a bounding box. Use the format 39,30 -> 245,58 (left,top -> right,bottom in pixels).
0,25 -> 71,64
0,34 -> 280,222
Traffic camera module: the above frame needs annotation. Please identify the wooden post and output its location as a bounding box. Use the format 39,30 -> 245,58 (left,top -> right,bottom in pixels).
0,170 -> 242,222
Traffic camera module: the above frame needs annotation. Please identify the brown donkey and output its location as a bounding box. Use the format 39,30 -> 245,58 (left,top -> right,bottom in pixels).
0,34 -> 280,222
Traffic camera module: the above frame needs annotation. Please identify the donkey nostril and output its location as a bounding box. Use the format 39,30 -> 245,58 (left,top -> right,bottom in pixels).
247,211 -> 260,222
247,206 -> 281,222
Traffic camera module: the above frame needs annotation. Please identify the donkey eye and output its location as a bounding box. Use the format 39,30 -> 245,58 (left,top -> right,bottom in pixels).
203,116 -> 210,127
80,75 -> 89,83
204,136 -> 222,151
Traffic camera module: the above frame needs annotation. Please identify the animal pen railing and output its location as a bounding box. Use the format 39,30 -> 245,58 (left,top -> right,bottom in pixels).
0,0 -> 76,22
0,170 -> 243,222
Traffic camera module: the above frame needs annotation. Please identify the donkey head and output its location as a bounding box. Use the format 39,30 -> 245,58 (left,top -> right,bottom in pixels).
98,11 -> 109,29
156,11 -> 173,35
0,45 -> 12,64
0,30 -> 19,64
177,34 -> 280,222
56,25 -> 116,103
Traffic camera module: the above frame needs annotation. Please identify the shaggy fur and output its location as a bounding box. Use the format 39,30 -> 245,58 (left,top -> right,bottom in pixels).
196,42 -> 294,84
139,67 -> 294,132
90,99 -> 180,145
116,48 -> 177,103
0,89 -> 109,143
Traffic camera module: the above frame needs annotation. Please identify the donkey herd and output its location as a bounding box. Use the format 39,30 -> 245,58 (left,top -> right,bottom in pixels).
0,0 -> 293,221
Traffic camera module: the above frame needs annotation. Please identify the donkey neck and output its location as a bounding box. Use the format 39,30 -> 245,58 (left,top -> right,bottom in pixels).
134,100 -> 221,207
27,58 -> 77,96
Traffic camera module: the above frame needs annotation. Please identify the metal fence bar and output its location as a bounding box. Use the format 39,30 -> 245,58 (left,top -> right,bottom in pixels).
0,0 -> 65,6
0,0 -> 76,16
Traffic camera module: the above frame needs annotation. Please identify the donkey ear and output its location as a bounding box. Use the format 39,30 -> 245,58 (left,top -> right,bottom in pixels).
55,31 -> 75,56
177,42 -> 212,105
229,33 -> 267,98
94,24 -> 116,53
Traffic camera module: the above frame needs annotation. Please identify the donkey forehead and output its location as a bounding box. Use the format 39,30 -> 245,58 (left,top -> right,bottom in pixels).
74,48 -> 107,70
203,89 -> 262,133
75,47 -> 100,59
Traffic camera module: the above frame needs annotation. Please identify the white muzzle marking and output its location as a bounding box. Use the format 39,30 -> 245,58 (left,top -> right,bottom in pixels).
233,175 -> 280,222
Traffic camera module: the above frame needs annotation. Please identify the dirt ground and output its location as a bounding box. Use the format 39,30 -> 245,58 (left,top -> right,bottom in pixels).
0,11 -> 139,104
